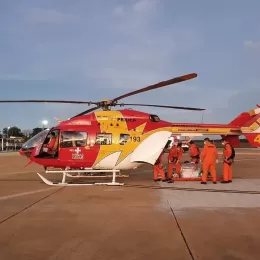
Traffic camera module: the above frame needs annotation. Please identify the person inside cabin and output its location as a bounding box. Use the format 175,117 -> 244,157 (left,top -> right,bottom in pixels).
46,132 -> 58,155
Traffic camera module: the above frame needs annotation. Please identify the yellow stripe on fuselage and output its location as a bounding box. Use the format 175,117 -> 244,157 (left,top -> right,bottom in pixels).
93,110 -> 242,166
94,111 -> 127,164
116,123 -> 147,164
93,111 -> 172,166
241,122 -> 259,132
170,127 -> 241,135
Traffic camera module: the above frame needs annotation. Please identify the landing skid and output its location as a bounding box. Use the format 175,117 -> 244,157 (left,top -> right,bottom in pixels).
37,169 -> 125,186
65,172 -> 129,178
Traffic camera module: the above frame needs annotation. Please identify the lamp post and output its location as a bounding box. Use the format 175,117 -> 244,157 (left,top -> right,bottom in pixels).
6,127 -> 10,151
42,120 -> 48,130
1,130 -> 3,151
7,126 -> 10,138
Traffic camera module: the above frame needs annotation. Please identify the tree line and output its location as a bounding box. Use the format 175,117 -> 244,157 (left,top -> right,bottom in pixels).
0,126 -> 46,141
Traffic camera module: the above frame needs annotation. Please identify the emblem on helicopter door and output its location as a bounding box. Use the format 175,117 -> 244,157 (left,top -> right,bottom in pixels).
71,147 -> 84,160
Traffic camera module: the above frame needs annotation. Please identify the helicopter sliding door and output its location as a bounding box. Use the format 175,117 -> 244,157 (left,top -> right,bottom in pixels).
58,130 -> 88,166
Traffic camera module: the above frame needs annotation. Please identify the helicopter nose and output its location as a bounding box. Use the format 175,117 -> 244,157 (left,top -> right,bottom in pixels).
19,148 -> 25,156
19,148 -> 32,158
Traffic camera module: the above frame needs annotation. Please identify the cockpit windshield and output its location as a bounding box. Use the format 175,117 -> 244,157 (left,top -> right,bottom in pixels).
22,129 -> 50,150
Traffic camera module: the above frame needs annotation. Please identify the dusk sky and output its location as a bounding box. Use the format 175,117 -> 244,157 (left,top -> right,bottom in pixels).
0,0 -> 260,131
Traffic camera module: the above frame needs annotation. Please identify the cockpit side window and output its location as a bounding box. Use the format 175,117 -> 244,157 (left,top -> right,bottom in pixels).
22,129 -> 50,150
150,114 -> 160,122
42,130 -> 59,149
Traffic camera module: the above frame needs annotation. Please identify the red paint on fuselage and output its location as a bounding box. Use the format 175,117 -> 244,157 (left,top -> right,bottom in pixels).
118,110 -> 151,131
21,108 -> 242,169
120,109 -> 172,133
31,115 -> 101,169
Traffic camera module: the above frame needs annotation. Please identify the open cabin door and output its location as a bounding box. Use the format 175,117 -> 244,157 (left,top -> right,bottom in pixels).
34,129 -> 60,159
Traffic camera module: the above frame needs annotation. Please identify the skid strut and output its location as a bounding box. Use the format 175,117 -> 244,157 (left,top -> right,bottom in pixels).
37,168 -> 125,186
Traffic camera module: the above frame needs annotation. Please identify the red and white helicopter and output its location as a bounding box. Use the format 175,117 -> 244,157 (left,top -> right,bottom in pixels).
0,73 -> 259,186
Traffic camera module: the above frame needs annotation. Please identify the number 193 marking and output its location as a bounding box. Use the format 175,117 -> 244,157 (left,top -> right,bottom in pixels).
130,136 -> 140,142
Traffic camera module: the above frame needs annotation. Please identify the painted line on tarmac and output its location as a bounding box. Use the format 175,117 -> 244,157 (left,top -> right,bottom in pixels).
168,201 -> 195,260
0,187 -> 58,201
0,187 -> 65,225
0,171 -> 43,175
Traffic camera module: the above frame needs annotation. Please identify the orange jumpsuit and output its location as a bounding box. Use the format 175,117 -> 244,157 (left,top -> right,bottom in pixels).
189,144 -> 200,163
47,136 -> 57,151
200,142 -> 218,182
153,152 -> 166,181
222,143 -> 233,182
168,145 -> 183,178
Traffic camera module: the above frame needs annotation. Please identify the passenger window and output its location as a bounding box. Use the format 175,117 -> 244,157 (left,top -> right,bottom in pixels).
119,134 -> 130,145
95,133 -> 112,145
150,114 -> 160,122
60,131 -> 87,148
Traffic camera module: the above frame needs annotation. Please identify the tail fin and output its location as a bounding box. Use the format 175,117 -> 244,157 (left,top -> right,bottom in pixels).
228,112 -> 252,127
240,107 -> 260,147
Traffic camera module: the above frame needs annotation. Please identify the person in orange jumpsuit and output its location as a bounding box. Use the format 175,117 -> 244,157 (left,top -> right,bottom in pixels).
200,138 -> 219,184
153,151 -> 167,182
46,132 -> 57,152
167,142 -> 183,183
188,140 -> 200,164
221,138 -> 233,183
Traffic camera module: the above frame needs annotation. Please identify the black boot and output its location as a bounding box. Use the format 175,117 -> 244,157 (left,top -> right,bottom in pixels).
220,180 -> 229,184
201,182 -> 207,184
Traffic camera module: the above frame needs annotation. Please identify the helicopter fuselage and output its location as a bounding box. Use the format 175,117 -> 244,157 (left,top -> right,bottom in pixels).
20,108 -> 244,171
20,109 -> 175,170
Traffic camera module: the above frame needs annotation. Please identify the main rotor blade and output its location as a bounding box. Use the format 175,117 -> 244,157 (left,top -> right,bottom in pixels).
112,73 -> 197,102
0,100 -> 99,105
116,103 -> 205,111
70,105 -> 101,118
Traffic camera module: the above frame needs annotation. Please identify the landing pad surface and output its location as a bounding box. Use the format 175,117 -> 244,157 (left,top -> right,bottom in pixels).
0,149 -> 259,259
